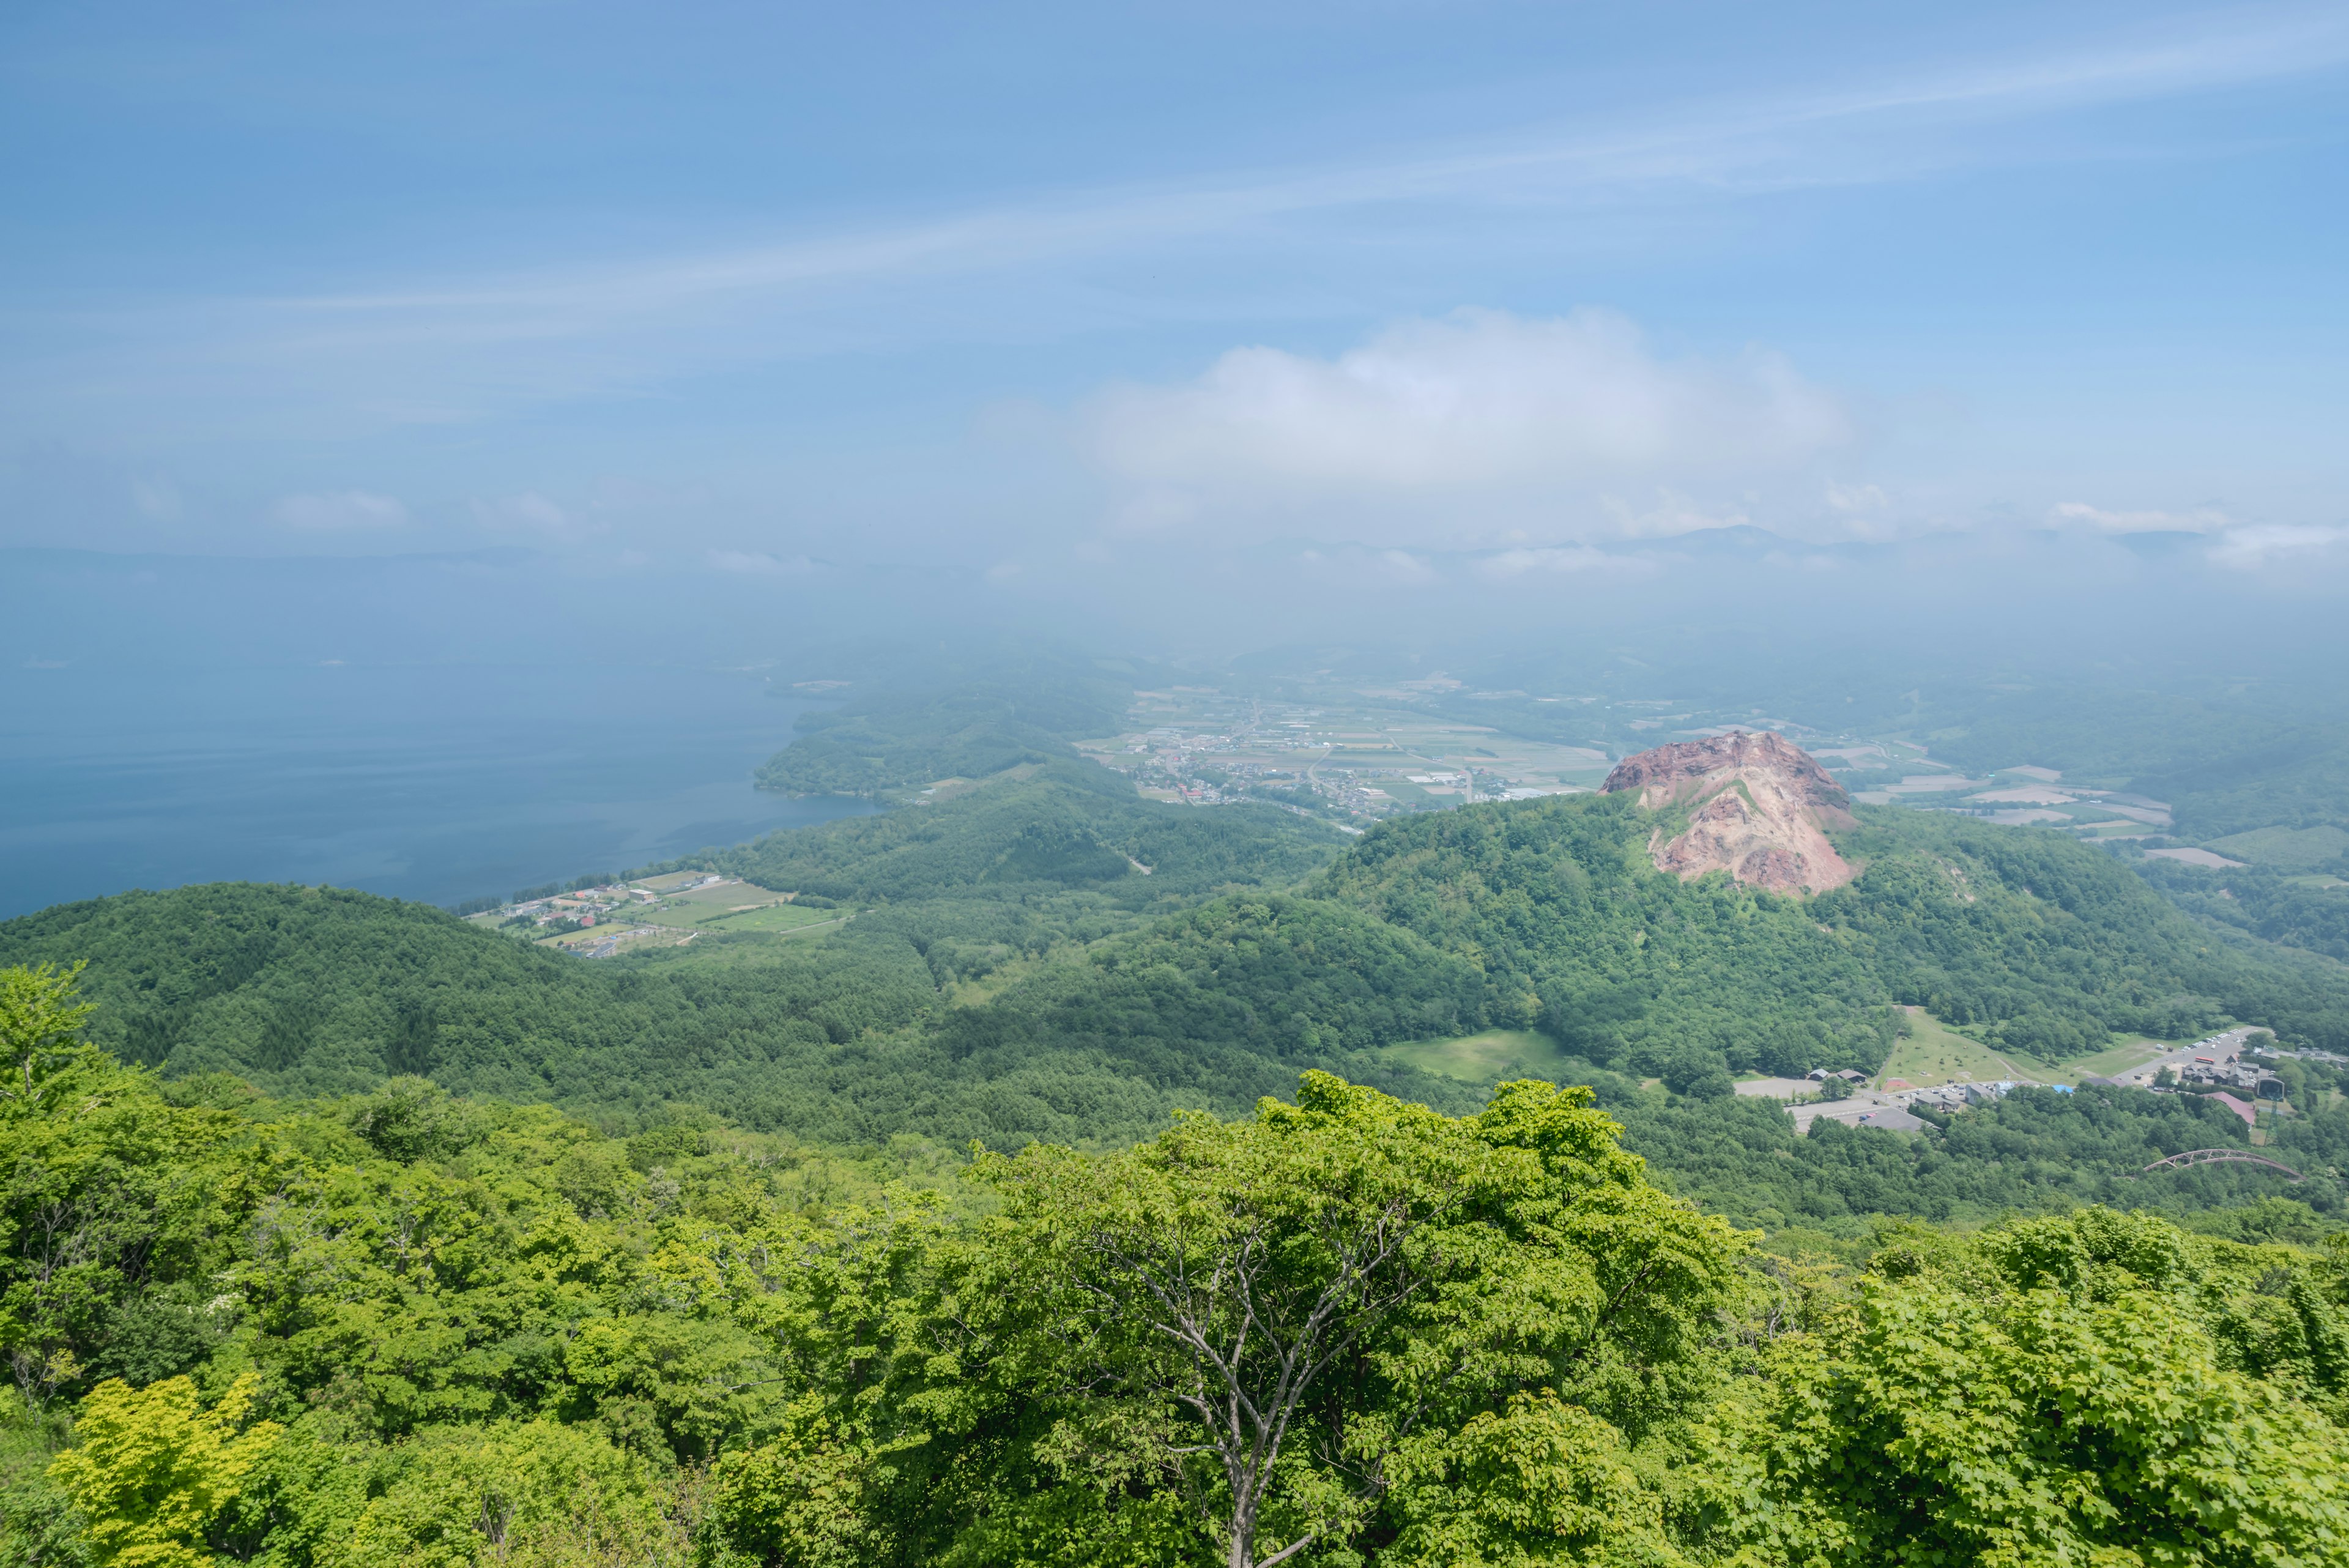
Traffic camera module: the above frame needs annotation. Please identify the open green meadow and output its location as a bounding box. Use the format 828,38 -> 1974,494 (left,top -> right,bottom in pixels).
2063,1037 -> 2179,1080
1382,1028 -> 1573,1083
1876,1009 -> 2068,1088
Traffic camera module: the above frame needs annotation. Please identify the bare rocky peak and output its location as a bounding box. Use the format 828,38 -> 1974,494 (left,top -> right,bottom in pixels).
1601,730 -> 1858,894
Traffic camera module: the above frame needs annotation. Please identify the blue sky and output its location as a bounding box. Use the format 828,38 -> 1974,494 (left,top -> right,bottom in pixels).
4,0 -> 2347,604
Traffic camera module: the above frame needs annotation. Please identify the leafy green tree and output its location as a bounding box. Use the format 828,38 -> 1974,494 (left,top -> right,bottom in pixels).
1681,1209 -> 2349,1566
0,962 -> 95,1111
46,1372 -> 280,1567
950,1072 -> 1744,1567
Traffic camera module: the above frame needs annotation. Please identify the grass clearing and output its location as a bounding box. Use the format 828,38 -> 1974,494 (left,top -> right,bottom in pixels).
2063,1038 -> 2176,1080
1382,1029 -> 1572,1083
1877,1009 -> 2069,1088
640,901 -> 838,934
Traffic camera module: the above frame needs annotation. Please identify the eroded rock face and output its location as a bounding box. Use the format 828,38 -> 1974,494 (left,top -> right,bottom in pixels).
1601,731 -> 1858,894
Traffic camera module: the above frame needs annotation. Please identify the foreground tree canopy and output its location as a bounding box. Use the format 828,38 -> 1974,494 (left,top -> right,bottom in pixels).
2,965 -> 2347,1566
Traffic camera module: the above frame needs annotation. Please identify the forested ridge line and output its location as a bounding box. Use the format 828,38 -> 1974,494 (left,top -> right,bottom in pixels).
9,782 -> 2349,1203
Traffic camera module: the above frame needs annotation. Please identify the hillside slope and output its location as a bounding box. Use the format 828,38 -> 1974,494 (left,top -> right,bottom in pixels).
12,783 -> 2349,1165
1314,793 -> 2349,1077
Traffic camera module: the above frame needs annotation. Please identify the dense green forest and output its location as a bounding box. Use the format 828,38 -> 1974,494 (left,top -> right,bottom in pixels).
2134,854 -> 2349,965
754,656 -> 1132,799
662,765 -> 1348,986
11,773 -> 2349,1227
5,965 -> 2348,1566
1316,791 -> 2349,1068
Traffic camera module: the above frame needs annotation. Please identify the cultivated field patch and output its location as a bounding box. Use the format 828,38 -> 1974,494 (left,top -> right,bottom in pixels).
2206,824 -> 2349,870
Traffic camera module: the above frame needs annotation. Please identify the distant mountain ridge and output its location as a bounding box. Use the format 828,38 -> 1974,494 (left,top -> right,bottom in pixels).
1603,730 -> 1858,894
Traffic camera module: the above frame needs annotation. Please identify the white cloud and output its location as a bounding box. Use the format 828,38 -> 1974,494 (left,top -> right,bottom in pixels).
2205,524 -> 2349,570
471,491 -> 582,539
1602,488 -> 1755,539
2049,500 -> 2230,533
1094,310 -> 1845,497
707,549 -> 815,575
273,490 -> 407,530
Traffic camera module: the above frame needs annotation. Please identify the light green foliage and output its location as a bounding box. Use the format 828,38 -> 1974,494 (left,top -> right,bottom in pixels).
1682,1209 -> 2349,1567
7,886 -> 2349,1568
46,1373 -> 280,1567
948,1073 -> 1744,1566
0,963 -> 96,1109
247,1417 -> 680,1568
1384,1392 -> 1672,1567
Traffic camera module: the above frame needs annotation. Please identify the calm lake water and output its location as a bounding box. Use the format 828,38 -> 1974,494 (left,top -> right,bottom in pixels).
0,664 -> 875,920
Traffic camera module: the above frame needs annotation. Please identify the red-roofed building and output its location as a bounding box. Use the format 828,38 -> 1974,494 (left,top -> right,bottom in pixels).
2208,1091 -> 2257,1128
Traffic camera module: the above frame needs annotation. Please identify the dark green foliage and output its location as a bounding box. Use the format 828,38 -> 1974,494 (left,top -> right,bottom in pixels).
1602,1084 -> 2343,1231
754,664 -> 1129,797
1315,794 -> 2349,1076
12,772 -> 2349,1232
658,771 -> 1349,988
0,869 -> 1469,1157
0,883 -> 942,1115
2137,856 -> 2349,964
1821,814 -> 2349,1052
931,896 -> 1491,1131
682,770 -> 1343,910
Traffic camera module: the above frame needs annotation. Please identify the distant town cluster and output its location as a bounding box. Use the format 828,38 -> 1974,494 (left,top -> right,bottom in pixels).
1064,674 -> 2231,864
1736,1025 -> 2321,1146
1079,685 -> 1606,830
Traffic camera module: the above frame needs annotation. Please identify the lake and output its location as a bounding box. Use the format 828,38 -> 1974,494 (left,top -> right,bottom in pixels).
0,663 -> 876,920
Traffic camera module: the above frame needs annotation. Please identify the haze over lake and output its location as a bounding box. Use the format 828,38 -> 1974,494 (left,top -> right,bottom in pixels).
0,664 -> 872,920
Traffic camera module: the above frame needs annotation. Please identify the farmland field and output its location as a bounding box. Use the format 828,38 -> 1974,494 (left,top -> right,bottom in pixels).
2205,825 -> 2349,870
639,899 -> 838,934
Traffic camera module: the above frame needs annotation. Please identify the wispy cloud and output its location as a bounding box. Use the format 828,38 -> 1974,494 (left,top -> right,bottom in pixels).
2206,522 -> 2349,568
707,549 -> 816,575
273,10 -> 2349,335
1479,545 -> 1659,578
34,8 -> 2342,435
471,491 -> 598,543
2050,500 -> 2232,533
273,490 -> 407,530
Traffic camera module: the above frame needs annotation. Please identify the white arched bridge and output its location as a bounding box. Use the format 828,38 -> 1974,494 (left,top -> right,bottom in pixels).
2138,1148 -> 2304,1182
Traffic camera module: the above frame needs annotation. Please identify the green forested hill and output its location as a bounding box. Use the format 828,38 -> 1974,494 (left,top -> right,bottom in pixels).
754,660 -> 1131,798
10,781 -> 2349,1209
1316,793 -> 2349,1078
672,768 -> 1348,987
